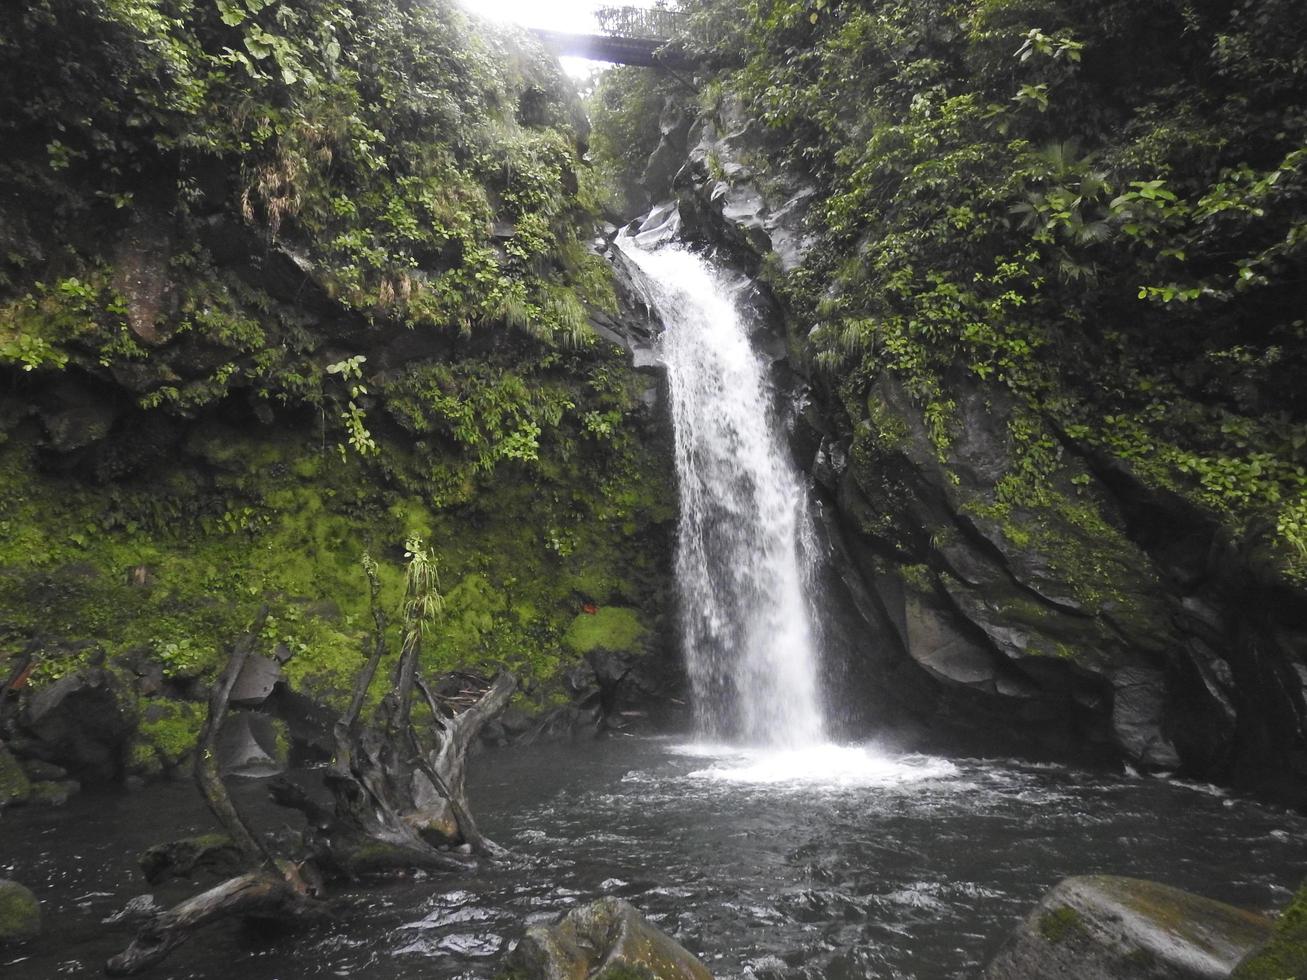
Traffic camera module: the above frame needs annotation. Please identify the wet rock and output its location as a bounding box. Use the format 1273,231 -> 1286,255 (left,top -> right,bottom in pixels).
904,595 -> 999,688
229,654 -> 283,707
983,875 -> 1273,980
216,712 -> 287,777
1111,668 -> 1182,770
499,706 -> 534,737
36,378 -> 119,452
0,745 -> 32,807
505,897 -> 712,980
0,879 -> 40,944
28,779 -> 79,807
140,835 -> 245,885
643,98 -> 693,201
19,758 -> 68,782
21,667 -> 132,783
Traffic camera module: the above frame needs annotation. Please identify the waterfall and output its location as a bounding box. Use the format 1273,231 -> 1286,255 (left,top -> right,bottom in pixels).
617,217 -> 825,747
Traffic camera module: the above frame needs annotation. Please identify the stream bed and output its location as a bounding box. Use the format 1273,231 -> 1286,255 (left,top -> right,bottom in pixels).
2,737 -> 1304,979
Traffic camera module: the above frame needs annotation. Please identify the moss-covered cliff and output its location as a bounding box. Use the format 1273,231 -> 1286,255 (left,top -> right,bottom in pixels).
592,0 -> 1307,801
0,0 -> 676,783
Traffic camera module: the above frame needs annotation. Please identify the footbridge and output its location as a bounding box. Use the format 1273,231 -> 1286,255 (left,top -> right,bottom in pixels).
531,5 -> 690,68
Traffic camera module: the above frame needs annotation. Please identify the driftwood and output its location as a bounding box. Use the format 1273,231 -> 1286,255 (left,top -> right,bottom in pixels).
0,640 -> 38,724
107,551 -> 517,975
274,557 -> 515,874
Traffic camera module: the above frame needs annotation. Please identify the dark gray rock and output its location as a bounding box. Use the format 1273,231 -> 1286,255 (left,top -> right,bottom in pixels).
229,654 -> 283,707
28,779 -> 79,807
505,897 -> 713,980
216,712 -> 287,777
904,594 -> 999,687
18,759 -> 67,782
1111,668 -> 1182,769
643,98 -> 693,201
983,875 -> 1273,980
37,379 -> 119,452
21,668 -> 132,782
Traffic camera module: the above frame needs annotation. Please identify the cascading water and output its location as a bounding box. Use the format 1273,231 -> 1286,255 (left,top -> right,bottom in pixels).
617,216 -> 825,747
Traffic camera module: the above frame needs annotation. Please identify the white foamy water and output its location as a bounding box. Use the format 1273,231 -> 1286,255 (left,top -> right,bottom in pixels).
675,742 -> 959,788
617,221 -> 825,747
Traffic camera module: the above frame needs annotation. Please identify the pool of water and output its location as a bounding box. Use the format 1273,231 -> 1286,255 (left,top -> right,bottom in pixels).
2,737 -> 1303,979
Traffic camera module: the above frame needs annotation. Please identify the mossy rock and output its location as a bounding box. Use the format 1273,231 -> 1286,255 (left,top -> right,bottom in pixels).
129,698 -> 204,777
504,897 -> 712,980
984,875 -> 1273,979
28,780 -> 78,807
0,746 -> 31,807
0,879 -> 40,944
1232,882 -> 1307,980
563,606 -> 647,656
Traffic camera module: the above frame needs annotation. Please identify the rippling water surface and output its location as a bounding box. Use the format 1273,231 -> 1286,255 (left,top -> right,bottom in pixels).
2,738 -> 1304,979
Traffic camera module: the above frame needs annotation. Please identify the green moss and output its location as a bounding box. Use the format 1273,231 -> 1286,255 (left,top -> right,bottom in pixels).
1233,883 -> 1307,980
1038,905 -> 1085,945
899,563 -> 935,593
136,699 -> 203,772
562,606 -> 647,656
0,367 -> 671,711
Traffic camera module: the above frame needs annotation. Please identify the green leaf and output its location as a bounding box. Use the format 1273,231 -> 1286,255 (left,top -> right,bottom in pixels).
216,0 -> 246,26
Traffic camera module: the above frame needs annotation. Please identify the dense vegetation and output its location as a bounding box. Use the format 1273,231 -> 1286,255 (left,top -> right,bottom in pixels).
0,0 -> 672,773
598,0 -> 1307,584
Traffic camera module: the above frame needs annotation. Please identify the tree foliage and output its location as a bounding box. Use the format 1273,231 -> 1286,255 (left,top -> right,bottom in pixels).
664,0 -> 1307,575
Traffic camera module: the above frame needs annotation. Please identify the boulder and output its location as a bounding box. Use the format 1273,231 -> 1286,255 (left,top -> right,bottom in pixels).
229,654 -> 283,707
139,835 -> 246,885
1111,668 -> 1182,769
28,779 -> 79,807
504,897 -> 712,980
21,667 -> 132,782
216,712 -> 287,777
0,745 -> 31,807
0,879 -> 40,944
983,875 -> 1273,980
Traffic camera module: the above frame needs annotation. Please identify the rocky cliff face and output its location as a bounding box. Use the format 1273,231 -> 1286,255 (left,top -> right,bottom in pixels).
620,85 -> 1307,805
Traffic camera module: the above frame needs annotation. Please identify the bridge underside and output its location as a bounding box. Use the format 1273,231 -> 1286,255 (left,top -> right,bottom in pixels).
530,29 -> 689,68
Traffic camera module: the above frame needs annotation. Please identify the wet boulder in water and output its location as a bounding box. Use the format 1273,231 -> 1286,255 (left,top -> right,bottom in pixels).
504,897 -> 712,980
983,875 -> 1272,979
0,879 -> 40,944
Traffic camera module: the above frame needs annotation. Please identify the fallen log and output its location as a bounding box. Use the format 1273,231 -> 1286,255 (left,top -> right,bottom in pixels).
105,867 -> 323,976
107,608 -> 323,975
295,548 -> 515,872
106,543 -> 517,973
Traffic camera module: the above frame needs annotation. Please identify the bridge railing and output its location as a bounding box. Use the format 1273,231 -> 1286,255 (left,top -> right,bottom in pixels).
595,5 -> 687,41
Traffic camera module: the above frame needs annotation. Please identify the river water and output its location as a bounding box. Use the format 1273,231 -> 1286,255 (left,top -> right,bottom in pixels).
2,738 -> 1304,979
